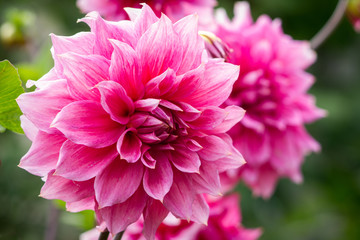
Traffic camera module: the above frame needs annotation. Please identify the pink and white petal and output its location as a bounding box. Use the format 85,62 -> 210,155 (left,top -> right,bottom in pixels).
170,146 -> 201,173
143,151 -> 173,201
19,131 -> 66,176
109,40 -> 144,100
191,194 -> 209,225
143,199 -> 169,240
51,32 -> 94,72
117,128 -> 142,163
66,196 -> 95,212
95,159 -> 144,208
80,12 -> 137,58
196,135 -> 234,161
188,106 -> 227,131
192,162 -> 222,195
126,4 -> 158,36
57,52 -> 110,101
174,14 -> 204,74
144,68 -> 176,98
136,15 -> 183,83
17,79 -> 73,133
182,60 -> 240,108
98,187 -> 148,234
134,98 -> 160,112
40,170 -> 94,202
56,140 -> 118,181
163,171 -> 195,221
52,100 -> 123,148
96,80 -> 134,124
20,115 -> 38,142
211,105 -> 246,133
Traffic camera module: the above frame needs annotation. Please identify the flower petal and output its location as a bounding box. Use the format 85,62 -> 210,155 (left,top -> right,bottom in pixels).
170,146 -> 201,173
40,170 -> 94,202
66,196 -> 95,212
192,162 -> 222,195
117,128 -> 142,163
19,131 -> 66,176
56,140 -> 118,181
191,194 -> 209,225
143,151 -> 173,201
96,80 -> 134,124
109,39 -> 144,100
98,186 -> 147,234
143,199 -> 169,240
95,159 -> 143,208
52,100 -> 123,148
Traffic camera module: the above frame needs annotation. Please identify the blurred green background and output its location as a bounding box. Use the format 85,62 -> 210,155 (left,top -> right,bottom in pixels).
0,0 -> 359,239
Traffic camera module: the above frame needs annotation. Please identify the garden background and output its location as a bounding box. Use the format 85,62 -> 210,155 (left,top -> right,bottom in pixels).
0,0 -> 359,239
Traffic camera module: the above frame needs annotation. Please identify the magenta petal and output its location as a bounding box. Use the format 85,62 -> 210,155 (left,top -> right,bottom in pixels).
58,53 -> 110,101
40,170 -> 94,202
19,131 -> 66,176
192,162 -> 221,195
189,106 -> 227,131
196,135 -> 234,161
191,194 -> 209,225
174,14 -> 204,75
52,100 -> 123,148
143,199 -> 169,240
17,80 -> 73,133
128,4 -> 159,36
109,40 -> 144,100
137,15 -> 183,83
143,151 -> 173,201
170,146 -> 201,173
56,140 -> 118,181
134,98 -> 160,112
95,159 -> 143,208
96,81 -> 134,124
163,171 -> 194,220
117,128 -> 142,163
98,187 -> 147,234
212,105 -> 246,133
66,196 -> 95,212
145,68 -> 176,98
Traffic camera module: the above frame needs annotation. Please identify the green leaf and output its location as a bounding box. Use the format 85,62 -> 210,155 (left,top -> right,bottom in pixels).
0,60 -> 25,134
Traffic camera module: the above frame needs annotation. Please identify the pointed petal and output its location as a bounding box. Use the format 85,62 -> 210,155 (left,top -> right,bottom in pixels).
56,140 -> 118,181
143,199 -> 169,240
20,115 -> 38,142
98,187 -> 147,234
40,170 -> 94,202
170,146 -> 201,173
109,40 -> 144,100
191,194 -> 209,225
117,128 -> 142,163
196,135 -> 234,161
127,4 -> 158,36
174,14 -> 204,74
192,162 -> 221,195
58,52 -> 110,101
143,151 -> 173,201
96,80 -> 134,124
19,131 -> 66,176
136,15 -> 182,83
163,171 -> 194,220
144,68 -> 176,98
134,98 -> 160,112
17,80 -> 73,133
66,196 -> 95,212
212,105 -> 246,133
52,100 -> 123,148
95,159 -> 143,208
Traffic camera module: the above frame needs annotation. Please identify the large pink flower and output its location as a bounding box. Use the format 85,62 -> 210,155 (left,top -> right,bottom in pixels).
77,0 -> 216,22
17,4 -> 245,239
211,2 -> 326,198
81,194 -> 262,240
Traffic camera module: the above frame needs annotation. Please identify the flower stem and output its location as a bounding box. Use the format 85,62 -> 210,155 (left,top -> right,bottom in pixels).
310,0 -> 349,49
98,229 -> 110,240
113,231 -> 124,240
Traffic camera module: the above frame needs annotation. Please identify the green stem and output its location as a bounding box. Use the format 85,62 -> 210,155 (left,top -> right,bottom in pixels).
310,0 -> 349,49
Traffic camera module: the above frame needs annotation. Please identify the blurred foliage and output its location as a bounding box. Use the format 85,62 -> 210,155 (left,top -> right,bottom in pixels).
0,0 -> 359,239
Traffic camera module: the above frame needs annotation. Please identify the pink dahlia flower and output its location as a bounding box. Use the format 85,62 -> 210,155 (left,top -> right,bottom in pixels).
211,2 -> 326,198
81,194 -> 262,240
77,0 -> 216,22
17,4 -> 245,239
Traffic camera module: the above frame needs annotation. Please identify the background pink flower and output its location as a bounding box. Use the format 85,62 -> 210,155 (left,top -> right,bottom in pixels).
81,194 -> 262,240
212,2 -> 326,198
77,0 -> 216,22
16,4 -> 245,239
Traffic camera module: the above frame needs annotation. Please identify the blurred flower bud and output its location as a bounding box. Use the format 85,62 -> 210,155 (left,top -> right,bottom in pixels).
347,0 -> 360,32
199,31 -> 233,61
